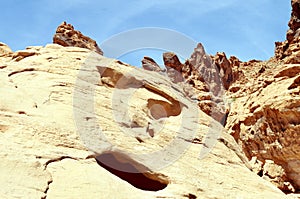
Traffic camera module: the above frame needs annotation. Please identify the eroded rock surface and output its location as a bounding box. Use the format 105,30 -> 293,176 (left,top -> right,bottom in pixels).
153,44 -> 229,123
1,1 -> 300,197
136,1 -> 300,193
53,21 -> 103,55
0,44 -> 287,198
225,60 -> 300,192
0,42 -> 13,57
275,0 -> 300,63
221,0 -> 300,193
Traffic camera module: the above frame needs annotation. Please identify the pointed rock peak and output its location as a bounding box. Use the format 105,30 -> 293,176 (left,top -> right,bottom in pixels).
193,43 -> 206,54
188,43 -> 206,60
187,43 -> 212,69
212,52 -> 235,90
53,21 -> 103,55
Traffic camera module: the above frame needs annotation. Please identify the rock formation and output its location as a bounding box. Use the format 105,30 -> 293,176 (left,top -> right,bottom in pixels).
0,42 -> 13,57
0,43 -> 288,199
138,0 -> 300,194
211,52 -> 242,90
53,21 -> 103,55
0,1 -> 300,198
158,44 -> 228,123
223,0 -> 300,193
162,52 -> 184,83
225,59 -> 300,193
163,52 -> 183,72
224,0 -> 300,193
275,0 -> 300,63
141,56 -> 163,72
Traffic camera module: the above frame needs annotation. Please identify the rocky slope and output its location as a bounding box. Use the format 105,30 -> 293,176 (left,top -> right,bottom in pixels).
150,43 -> 300,195
1,43 -> 289,199
149,52 -> 300,194
138,0 -> 300,195
275,0 -> 300,64
225,57 -> 300,193
226,0 -> 300,193
0,1 -> 299,198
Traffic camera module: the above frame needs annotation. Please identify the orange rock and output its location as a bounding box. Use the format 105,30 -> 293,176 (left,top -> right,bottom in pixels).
275,0 -> 300,63
53,21 -> 103,55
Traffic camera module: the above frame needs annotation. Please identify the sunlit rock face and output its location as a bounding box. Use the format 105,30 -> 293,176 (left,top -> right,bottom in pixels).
0,1 -> 300,197
275,0 -> 300,64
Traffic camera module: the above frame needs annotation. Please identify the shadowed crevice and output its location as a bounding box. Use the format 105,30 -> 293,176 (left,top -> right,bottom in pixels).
95,152 -> 169,191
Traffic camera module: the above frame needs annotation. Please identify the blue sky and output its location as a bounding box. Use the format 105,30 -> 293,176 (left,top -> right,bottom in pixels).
1,0 -> 291,66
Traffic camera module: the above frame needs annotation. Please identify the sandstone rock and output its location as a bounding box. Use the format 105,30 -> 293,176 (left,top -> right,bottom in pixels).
135,2 -> 300,192
185,43 -> 224,97
165,66 -> 184,83
53,21 -> 103,55
212,52 -> 234,90
226,61 -> 300,192
141,56 -> 163,72
288,0 -> 300,42
0,45 -> 287,198
229,55 -> 242,67
162,52 -> 184,83
146,44 -> 228,123
262,160 -> 292,192
163,52 -> 183,71
0,42 -> 13,57
183,43 -> 227,123
2,4 -> 300,197
275,0 -> 300,63
12,50 -> 37,61
224,1 -> 300,191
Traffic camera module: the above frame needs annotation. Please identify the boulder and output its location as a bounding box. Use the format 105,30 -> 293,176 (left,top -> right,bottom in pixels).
142,56 -> 163,72
53,21 -> 103,55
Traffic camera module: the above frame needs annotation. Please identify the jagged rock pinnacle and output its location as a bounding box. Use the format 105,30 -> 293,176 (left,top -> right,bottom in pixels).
53,21 -> 103,55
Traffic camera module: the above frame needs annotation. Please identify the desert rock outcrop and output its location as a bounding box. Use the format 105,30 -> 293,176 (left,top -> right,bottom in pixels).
0,43 -> 288,198
138,0 -> 300,194
223,0 -> 300,193
0,42 -> 13,57
225,60 -> 300,192
1,0 -> 300,197
53,21 -> 103,55
141,56 -> 163,72
275,0 -> 300,63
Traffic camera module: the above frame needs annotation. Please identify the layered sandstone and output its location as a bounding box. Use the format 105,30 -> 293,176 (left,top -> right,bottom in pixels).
137,1 -> 300,193
225,60 -> 300,192
0,43 -> 288,198
0,0 -> 300,198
